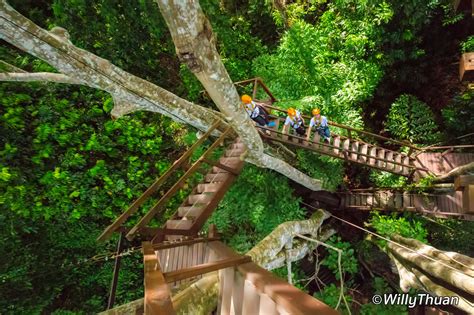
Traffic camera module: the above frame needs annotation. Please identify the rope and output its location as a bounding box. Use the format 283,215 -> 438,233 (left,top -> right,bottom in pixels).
300,201 -> 474,275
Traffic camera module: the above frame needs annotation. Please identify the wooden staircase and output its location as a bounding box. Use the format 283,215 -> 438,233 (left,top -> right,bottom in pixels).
234,78 -> 430,177
97,122 -> 246,243
160,139 -> 246,241
258,117 -> 427,177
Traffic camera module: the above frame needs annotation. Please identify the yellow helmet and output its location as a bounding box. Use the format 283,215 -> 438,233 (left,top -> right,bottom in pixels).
312,108 -> 321,116
241,94 -> 252,104
287,108 -> 296,117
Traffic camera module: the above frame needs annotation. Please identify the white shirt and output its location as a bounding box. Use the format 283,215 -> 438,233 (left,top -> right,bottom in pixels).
284,110 -> 303,128
309,115 -> 328,128
244,101 -> 260,119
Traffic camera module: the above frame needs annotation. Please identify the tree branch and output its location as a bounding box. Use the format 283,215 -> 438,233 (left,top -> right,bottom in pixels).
431,162 -> 474,183
0,2 -> 222,131
0,72 -> 84,85
0,60 -> 26,72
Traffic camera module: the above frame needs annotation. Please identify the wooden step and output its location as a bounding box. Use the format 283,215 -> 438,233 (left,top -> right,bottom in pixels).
187,193 -> 214,205
219,156 -> 242,166
224,150 -> 243,157
212,166 -> 231,173
205,173 -> 231,182
359,144 -> 368,162
386,152 -> 394,170
402,156 -> 411,175
230,143 -> 245,150
196,182 -> 222,193
342,139 -> 350,158
333,136 -> 341,155
377,149 -> 386,168
350,141 -> 359,160
394,154 -> 403,173
178,205 -> 205,217
368,147 -> 377,165
166,219 -> 193,230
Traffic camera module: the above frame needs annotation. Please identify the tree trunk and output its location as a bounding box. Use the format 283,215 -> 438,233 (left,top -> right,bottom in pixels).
386,234 -> 474,314
155,0 -> 322,191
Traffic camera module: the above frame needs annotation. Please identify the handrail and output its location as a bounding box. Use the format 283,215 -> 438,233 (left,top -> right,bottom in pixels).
126,127 -> 233,240
233,78 -> 421,151
257,125 -> 427,171
262,103 -> 421,151
420,145 -> 474,151
97,120 -> 222,242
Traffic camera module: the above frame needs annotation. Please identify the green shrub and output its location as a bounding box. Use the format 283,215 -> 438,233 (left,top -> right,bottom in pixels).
386,94 -> 441,145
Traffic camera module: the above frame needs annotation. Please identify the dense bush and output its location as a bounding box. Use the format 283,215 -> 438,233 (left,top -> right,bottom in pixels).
386,94 -> 441,144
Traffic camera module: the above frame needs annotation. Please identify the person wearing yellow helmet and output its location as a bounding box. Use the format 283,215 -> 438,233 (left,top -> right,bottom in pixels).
282,107 -> 306,136
307,108 -> 330,143
241,95 -> 275,128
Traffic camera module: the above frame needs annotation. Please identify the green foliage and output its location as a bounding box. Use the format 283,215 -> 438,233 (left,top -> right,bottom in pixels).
359,277 -> 408,314
207,165 -> 305,253
0,76 -> 187,312
442,90 -> 474,144
314,283 -> 353,314
50,0 -> 179,89
369,170 -> 407,188
425,218 -> 474,256
296,150 -> 344,191
386,94 -> 441,144
321,236 -> 359,281
461,35 -> 474,53
368,212 -> 428,246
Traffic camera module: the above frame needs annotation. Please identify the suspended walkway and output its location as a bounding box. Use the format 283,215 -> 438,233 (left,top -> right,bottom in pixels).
336,188 -> 473,221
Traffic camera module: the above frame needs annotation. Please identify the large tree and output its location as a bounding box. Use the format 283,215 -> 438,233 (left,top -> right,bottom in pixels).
0,0 -> 321,191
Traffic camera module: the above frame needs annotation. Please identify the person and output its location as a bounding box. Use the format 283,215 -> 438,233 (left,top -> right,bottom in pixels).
241,95 -> 275,128
282,107 -> 306,136
307,108 -> 330,143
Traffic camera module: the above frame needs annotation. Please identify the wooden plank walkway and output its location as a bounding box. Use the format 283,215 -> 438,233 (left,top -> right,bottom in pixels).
258,118 -> 426,177
337,189 -> 474,220
415,152 -> 474,178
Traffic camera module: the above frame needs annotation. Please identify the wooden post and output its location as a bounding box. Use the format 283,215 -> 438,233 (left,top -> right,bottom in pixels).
143,242 -> 176,315
454,175 -> 474,213
252,78 -> 258,100
107,232 -> 125,309
208,224 -> 219,238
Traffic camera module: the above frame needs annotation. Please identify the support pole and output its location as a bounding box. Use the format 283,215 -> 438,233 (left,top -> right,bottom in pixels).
107,232 -> 125,309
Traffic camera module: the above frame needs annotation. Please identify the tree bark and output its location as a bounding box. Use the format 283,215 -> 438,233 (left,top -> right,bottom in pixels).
386,234 -> 474,314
